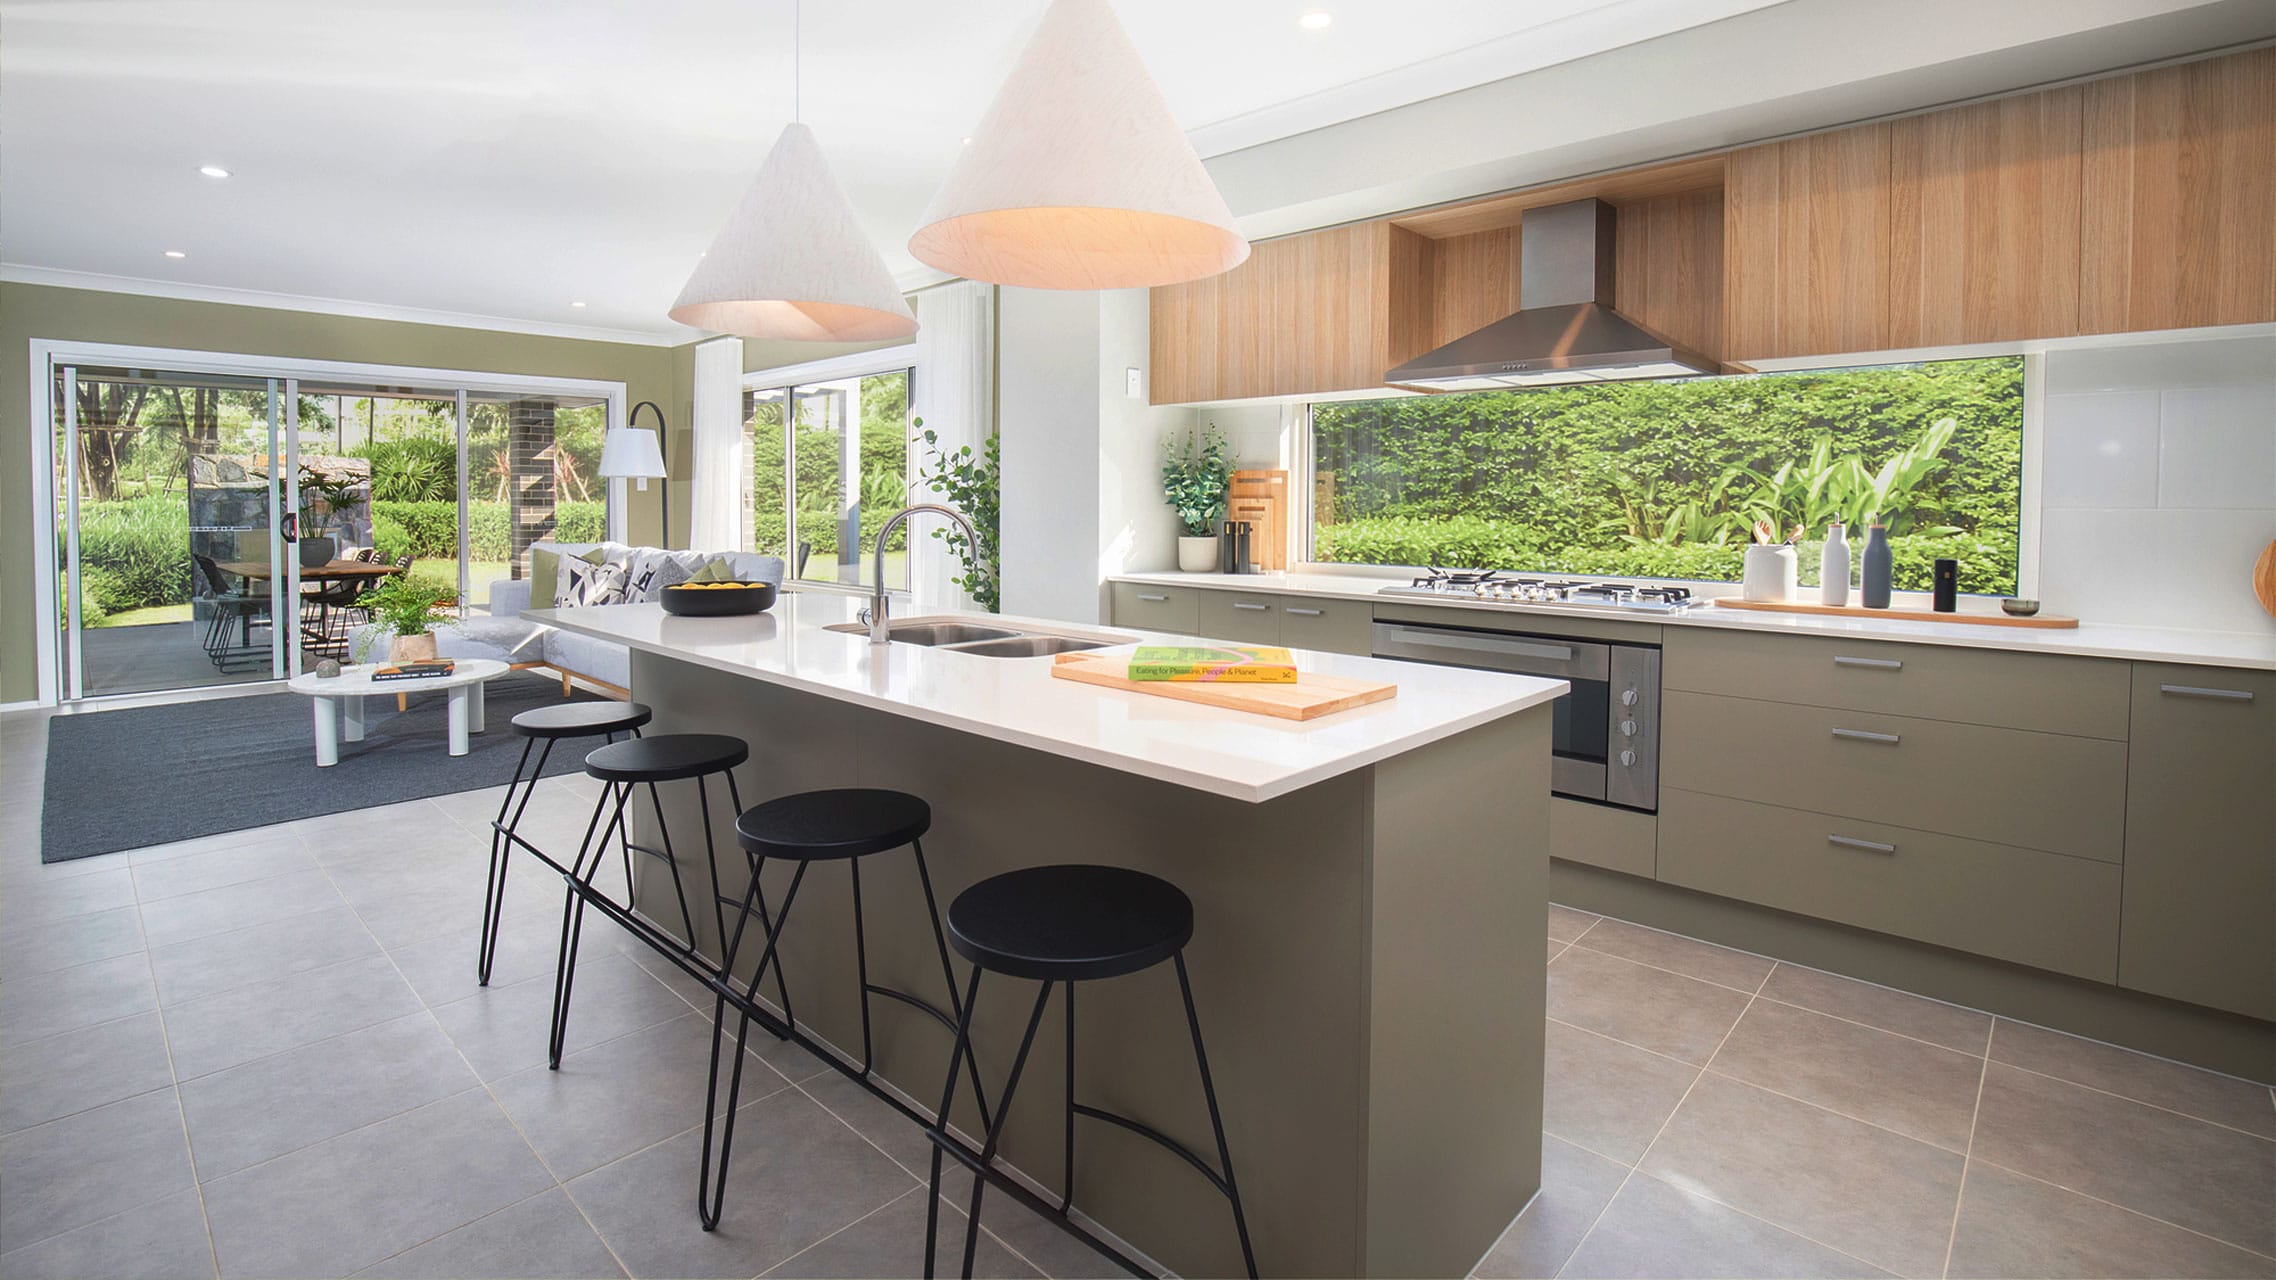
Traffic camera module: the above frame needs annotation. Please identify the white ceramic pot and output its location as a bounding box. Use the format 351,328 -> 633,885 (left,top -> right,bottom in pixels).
1741,544 -> 1799,603
1177,536 -> 1218,573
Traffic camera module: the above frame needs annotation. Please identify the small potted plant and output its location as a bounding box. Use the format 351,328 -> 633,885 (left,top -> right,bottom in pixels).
354,572 -> 460,663
1161,424 -> 1232,572
284,465 -> 367,569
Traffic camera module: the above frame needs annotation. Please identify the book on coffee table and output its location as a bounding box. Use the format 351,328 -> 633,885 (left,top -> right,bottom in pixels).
371,660 -> 458,682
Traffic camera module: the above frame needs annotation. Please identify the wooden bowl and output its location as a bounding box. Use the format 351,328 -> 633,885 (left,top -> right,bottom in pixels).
659,581 -> 777,616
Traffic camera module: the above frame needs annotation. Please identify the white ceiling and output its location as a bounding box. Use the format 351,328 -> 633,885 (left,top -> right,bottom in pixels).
0,0 -> 1782,341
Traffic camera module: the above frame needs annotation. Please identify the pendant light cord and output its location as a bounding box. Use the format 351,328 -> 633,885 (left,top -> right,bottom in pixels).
793,0 -> 802,124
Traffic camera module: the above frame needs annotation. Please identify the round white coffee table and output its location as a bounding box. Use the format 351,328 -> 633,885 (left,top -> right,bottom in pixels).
288,659 -> 510,767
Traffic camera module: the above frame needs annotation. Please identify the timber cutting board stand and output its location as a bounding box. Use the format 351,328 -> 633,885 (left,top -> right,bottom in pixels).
1049,651 -> 1397,720
1710,598 -> 2080,628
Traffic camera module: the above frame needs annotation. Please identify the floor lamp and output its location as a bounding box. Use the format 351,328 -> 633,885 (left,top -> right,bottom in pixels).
600,402 -> 669,546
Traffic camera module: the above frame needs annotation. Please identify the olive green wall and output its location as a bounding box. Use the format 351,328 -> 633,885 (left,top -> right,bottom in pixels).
0,281 -> 685,704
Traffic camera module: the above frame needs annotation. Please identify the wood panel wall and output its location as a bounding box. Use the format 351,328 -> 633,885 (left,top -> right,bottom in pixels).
1724,124 -> 1896,360
1615,190 -> 1726,363
1428,227 -> 1525,347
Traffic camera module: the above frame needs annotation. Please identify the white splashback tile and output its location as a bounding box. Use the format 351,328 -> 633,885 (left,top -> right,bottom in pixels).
2158,386 -> 2276,510
2045,336 -> 2276,395
2043,392 -> 2160,509
2039,507 -> 2276,633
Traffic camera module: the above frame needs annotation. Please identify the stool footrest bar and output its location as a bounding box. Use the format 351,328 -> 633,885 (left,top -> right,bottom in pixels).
1070,1103 -> 1235,1199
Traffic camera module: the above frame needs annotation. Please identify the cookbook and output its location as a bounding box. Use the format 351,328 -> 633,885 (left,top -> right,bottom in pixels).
1125,645 -> 1298,684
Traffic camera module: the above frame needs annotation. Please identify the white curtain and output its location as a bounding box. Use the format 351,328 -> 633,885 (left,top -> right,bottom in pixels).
910,281 -> 996,611
688,336 -> 747,554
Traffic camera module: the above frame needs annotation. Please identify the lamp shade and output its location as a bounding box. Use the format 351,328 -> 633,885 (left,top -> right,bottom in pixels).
670,124 -> 918,342
597,427 -> 666,479
908,0 -> 1248,290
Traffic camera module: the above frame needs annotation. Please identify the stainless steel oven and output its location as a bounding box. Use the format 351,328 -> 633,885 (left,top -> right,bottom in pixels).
1372,620 -> 1663,812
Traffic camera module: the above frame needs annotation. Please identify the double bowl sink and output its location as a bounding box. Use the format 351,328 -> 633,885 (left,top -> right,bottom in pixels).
822,617 -> 1116,658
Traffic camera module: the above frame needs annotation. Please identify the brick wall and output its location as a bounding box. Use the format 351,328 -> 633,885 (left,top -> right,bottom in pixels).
509,398 -> 557,576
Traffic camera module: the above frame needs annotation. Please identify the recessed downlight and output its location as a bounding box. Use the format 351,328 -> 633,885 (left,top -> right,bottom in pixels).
198,165 -> 232,179
1298,10 -> 1333,30
163,250 -> 187,259
571,301 -> 587,308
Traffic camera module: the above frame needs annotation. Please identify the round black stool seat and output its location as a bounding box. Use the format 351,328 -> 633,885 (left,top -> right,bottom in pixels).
947,865 -> 1193,983
735,788 -> 929,860
583,733 -> 747,783
511,701 -> 653,739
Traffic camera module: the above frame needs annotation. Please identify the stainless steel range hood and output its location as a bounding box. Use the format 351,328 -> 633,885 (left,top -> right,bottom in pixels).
1385,198 -> 1716,391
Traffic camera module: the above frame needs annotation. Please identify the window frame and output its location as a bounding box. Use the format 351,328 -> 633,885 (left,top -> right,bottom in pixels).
739,345 -> 919,597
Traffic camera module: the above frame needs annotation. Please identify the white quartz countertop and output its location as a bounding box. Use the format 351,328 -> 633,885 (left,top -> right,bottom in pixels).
1110,571 -> 2276,671
526,591 -> 1566,803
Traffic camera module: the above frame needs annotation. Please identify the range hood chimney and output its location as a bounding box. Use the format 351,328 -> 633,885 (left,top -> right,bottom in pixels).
1385,198 -> 1716,391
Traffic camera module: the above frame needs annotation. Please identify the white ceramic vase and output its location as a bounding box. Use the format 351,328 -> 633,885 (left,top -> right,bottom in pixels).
1741,544 -> 1799,603
1177,536 -> 1218,573
1820,523 -> 1851,607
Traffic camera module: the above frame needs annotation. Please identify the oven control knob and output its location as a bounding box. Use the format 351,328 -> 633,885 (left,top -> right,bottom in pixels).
1619,749 -> 1637,768
1620,689 -> 1639,707
1620,719 -> 1638,737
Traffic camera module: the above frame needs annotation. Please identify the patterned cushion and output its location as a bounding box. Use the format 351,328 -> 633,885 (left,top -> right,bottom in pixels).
562,556 -> 631,607
631,555 -> 694,602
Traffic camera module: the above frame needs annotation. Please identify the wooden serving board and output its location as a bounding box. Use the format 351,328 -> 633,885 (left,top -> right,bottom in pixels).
1050,651 -> 1397,720
1710,597 -> 2079,629
2254,539 -> 2275,618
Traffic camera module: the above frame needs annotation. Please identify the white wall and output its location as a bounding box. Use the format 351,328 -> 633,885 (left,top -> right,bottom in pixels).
997,288 -> 1103,623
1097,289 -> 1195,586
2037,334 -> 2276,634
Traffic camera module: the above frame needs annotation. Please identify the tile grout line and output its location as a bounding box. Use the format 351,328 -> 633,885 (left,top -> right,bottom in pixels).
753,1184 -> 923,1279
1560,937 -> 1776,998
1961,1154 -> 2276,1265
1938,1027 -> 1991,1279
124,832 -> 226,1280
1985,1055 -> 2276,1144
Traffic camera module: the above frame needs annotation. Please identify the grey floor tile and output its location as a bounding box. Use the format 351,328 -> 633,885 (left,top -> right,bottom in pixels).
0,952 -> 158,1045
386,909 -> 625,1011
1970,1062 -> 2276,1256
1562,1171 -> 1893,1278
1473,1135 -> 1629,1280
1989,1019 -> 2276,1139
1569,919 -> 1774,994
1758,964 -> 1991,1056
429,950 -> 689,1081
0,865 -> 137,928
292,799 -> 457,857
764,1186 -> 1039,1279
1546,904 -> 1600,944
1543,1019 -> 1698,1165
128,825 -> 304,866
0,1089 -> 197,1254
138,868 -> 344,950
797,1066 -> 937,1176
1947,1161 -> 2276,1279
148,905 -> 383,1007
131,837 -> 315,903
566,1085 -> 915,1279
201,1089 -> 552,1279
1,904 -> 147,977
349,873 -> 558,953
349,1188 -> 626,1279
163,953 -> 423,1081
1707,998 -> 1985,1152
0,1188 -> 216,1280
1639,1073 -> 1964,1278
490,1010 -> 792,1179
180,1011 -> 480,1180
0,1010 -> 174,1134
1548,946 -> 1753,1065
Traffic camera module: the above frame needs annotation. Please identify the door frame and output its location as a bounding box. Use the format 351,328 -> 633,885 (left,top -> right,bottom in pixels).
25,339 -> 627,707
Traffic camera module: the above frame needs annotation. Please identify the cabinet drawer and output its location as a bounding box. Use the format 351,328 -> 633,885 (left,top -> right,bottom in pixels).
1663,629 -> 2130,739
1550,797 -> 1656,878
1195,591 -> 1282,645
1276,595 -> 1372,656
1110,583 -> 1199,636
2120,664 -> 2276,1020
1662,690 -> 2128,862
1660,788 -> 2120,982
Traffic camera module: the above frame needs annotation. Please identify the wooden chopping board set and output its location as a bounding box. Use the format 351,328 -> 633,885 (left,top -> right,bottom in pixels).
1049,651 -> 1396,720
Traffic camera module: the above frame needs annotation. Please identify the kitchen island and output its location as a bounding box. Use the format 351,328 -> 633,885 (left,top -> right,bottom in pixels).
529,591 -> 1565,1279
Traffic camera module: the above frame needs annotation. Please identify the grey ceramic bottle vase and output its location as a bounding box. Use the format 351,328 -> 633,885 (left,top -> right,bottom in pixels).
1861,523 -> 1893,608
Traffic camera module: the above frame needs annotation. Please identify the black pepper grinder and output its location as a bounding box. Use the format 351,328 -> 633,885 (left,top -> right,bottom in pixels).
1219,521 -> 1240,574
1234,522 -> 1253,574
1932,558 -> 1958,612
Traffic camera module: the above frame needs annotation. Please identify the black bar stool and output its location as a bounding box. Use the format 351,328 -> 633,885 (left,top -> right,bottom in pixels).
480,701 -> 652,985
922,864 -> 1256,1280
551,733 -> 761,1070
699,788 -> 992,1232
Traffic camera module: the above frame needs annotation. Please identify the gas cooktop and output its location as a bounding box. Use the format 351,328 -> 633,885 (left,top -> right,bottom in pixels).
1377,569 -> 1698,614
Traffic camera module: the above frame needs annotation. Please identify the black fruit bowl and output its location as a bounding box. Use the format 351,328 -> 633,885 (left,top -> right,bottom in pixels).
659,581 -> 778,616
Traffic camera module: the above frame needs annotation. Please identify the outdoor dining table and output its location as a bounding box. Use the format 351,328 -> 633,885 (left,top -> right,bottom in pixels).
217,558 -> 405,651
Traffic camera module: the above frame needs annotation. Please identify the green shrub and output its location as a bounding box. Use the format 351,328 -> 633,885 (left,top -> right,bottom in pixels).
1315,514 -> 1544,569
76,497 -> 193,612
369,500 -> 609,562
358,437 -> 459,502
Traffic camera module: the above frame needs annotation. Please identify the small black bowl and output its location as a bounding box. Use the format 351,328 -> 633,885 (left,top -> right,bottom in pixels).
659,581 -> 778,616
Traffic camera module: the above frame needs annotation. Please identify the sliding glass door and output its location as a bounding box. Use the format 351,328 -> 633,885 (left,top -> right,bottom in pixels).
743,366 -> 913,590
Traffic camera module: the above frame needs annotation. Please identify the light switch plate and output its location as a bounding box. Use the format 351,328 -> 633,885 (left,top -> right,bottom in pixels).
1125,367 -> 1143,398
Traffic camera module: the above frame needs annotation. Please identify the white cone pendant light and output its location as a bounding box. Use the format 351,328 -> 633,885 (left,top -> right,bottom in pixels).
909,0 -> 1249,290
670,123 -> 917,341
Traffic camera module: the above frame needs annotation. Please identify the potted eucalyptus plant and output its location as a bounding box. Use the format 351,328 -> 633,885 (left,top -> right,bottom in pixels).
353,572 -> 460,663
1161,424 -> 1233,572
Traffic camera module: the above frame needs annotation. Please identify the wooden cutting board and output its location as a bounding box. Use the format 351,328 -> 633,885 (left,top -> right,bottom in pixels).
2255,539 -> 2276,618
1710,598 -> 2079,629
1050,651 -> 1397,720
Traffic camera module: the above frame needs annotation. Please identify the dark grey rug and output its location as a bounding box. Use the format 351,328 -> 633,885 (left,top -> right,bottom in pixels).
41,675 -> 604,862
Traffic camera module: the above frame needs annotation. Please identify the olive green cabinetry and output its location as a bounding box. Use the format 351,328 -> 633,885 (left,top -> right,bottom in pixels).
2118,664 -> 2276,1021
1110,582 -> 1373,655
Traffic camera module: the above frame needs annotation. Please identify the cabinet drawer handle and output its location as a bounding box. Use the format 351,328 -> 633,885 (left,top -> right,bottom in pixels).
1285,607 -> 1323,617
1233,602 -> 1270,611
1831,728 -> 1902,745
1835,656 -> 1904,670
1828,834 -> 1897,854
2159,684 -> 2255,703
1136,593 -> 1169,602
